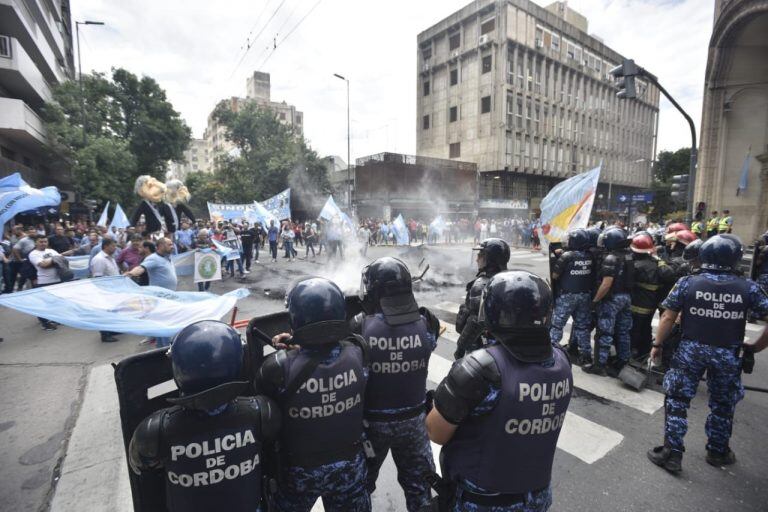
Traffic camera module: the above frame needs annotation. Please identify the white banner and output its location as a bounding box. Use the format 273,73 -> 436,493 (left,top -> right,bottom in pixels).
194,251 -> 222,283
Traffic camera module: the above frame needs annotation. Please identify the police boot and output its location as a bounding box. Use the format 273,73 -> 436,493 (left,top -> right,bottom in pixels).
706,448 -> 736,467
583,363 -> 607,377
647,445 -> 682,474
577,354 -> 593,367
566,343 -> 580,360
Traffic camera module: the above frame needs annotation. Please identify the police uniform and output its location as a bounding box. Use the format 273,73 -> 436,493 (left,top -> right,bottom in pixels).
353,257 -> 438,511
756,232 -> 768,292
595,249 -> 633,367
706,215 -> 719,238
691,220 -> 704,238
718,215 -> 733,234
658,272 -> 768,457
550,249 -> 593,360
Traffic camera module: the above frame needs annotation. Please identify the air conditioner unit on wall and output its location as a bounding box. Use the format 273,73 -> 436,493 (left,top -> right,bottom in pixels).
423,63 -> 430,72
479,34 -> 489,46
535,39 -> 543,48
451,50 -> 460,59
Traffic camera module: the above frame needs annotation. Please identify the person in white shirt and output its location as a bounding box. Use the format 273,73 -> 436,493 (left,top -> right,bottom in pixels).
90,238 -> 121,342
27,236 -> 60,331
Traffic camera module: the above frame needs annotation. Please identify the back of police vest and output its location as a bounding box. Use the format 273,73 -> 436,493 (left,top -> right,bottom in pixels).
559,251 -> 594,294
363,314 -> 431,414
443,345 -> 572,494
161,402 -> 264,512
681,274 -> 751,347
281,342 -> 366,466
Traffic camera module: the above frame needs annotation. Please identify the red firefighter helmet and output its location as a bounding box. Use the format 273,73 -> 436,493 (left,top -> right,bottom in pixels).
630,232 -> 655,254
673,230 -> 697,246
666,222 -> 689,234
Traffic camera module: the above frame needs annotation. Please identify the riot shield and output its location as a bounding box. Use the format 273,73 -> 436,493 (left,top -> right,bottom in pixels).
750,242 -> 763,282
548,242 -> 563,296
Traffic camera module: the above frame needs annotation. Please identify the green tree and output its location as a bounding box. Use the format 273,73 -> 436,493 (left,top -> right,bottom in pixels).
649,147 -> 690,221
42,68 -> 191,206
185,171 -> 225,216
208,101 -> 330,205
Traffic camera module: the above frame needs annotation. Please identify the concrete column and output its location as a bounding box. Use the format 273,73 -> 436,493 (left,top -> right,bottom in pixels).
756,151 -> 768,235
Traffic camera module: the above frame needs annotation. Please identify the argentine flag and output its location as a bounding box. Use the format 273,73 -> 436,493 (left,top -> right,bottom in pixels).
0,173 -> 61,226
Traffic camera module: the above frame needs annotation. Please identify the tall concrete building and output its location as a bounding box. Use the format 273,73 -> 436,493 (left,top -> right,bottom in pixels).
167,138 -> 208,180
0,0 -> 75,188
203,72 -> 303,171
694,0 -> 768,242
416,0 -> 660,215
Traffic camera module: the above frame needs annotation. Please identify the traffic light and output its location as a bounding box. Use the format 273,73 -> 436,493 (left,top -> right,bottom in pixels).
609,59 -> 638,99
670,174 -> 689,201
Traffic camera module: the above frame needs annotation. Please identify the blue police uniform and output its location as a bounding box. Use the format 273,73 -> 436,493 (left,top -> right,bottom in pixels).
757,234 -> 768,292
595,251 -> 633,365
550,250 -> 593,357
439,344 -> 572,512
360,313 -> 436,512
257,343 -> 371,512
661,272 -> 768,454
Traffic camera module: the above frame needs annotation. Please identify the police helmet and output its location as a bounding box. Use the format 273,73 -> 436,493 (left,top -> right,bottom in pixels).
286,277 -> 350,345
360,257 -> 420,325
597,227 -> 629,251
479,271 -> 553,362
700,234 -> 743,271
168,320 -> 247,410
683,238 -> 703,262
630,232 -> 655,254
586,226 -> 602,248
564,228 -> 590,251
472,238 -> 510,272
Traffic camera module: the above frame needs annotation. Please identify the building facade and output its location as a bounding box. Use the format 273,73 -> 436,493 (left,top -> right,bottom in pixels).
694,0 -> 768,242
167,138 -> 208,180
0,0 -> 75,188
203,72 -> 303,171
416,0 -> 660,215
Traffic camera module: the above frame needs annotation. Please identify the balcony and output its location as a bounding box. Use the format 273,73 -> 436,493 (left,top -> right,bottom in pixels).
0,97 -> 48,149
0,36 -> 53,108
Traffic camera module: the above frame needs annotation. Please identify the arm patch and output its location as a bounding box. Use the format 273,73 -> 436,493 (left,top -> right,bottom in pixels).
433,349 -> 501,425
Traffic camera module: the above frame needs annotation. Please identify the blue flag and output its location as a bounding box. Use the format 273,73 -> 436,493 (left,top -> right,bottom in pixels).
0,173 -> 61,226
392,214 -> 410,245
318,195 -> 355,229
0,276 -> 249,337
261,188 -> 291,220
109,203 -> 131,230
736,149 -> 752,196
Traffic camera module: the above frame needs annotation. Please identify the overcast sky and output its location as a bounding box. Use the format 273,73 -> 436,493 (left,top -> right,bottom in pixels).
71,0 -> 714,163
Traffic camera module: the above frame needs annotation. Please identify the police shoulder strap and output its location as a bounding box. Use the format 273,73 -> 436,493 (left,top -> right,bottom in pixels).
344,334 -> 371,367
281,350 -> 329,403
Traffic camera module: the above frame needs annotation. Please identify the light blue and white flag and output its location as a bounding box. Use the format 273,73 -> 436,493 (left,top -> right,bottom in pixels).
66,255 -> 91,279
211,239 -> 240,261
0,276 -> 249,337
318,195 -> 355,230
109,203 -> 131,230
245,202 -> 278,227
736,148 -> 752,196
96,201 -> 110,227
429,216 -> 447,237
0,173 -> 61,226
392,214 -> 410,245
261,188 -> 291,220
207,202 -> 254,221
171,250 -> 196,277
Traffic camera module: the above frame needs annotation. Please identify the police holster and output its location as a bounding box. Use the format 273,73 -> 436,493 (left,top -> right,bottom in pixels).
424,472 -> 456,512
454,316 -> 484,360
741,345 -> 755,374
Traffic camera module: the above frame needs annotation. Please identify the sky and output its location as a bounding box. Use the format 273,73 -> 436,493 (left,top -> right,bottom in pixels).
71,0 -> 715,163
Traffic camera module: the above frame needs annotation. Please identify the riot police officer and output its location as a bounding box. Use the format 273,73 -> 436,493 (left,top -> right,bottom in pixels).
549,228 -> 594,365
679,238 -> 704,276
648,235 -> 768,472
426,271 -> 572,511
585,227 -> 633,376
754,230 -> 768,292
129,320 -> 281,512
351,257 -> 439,511
256,277 -> 371,511
454,238 -> 510,359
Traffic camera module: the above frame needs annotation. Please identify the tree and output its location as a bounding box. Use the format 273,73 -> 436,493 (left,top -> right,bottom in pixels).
185,171 -> 224,216
649,148 -> 690,221
42,68 -> 191,206
206,101 -> 330,206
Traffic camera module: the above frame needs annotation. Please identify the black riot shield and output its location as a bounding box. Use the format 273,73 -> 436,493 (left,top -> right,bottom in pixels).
548,242 -> 563,297
750,242 -> 764,282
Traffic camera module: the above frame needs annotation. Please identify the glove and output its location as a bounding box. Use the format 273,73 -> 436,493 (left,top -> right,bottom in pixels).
742,346 -> 755,374
425,389 -> 435,413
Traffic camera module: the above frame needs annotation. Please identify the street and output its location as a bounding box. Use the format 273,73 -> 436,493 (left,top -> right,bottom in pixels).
1,243 -> 766,512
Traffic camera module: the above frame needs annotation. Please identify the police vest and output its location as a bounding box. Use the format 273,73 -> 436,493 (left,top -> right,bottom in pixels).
442,345 -> 572,494
691,222 -> 703,234
718,217 -> 732,232
558,251 -> 594,294
680,274 -> 751,347
362,314 -> 431,416
280,343 -> 366,466
707,218 -> 719,231
160,401 -> 264,512
467,275 -> 491,316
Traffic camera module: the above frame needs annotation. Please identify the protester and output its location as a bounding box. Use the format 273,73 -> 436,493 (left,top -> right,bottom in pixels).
90,238 -> 121,342
27,235 -> 60,331
280,223 -> 295,262
116,235 -> 143,271
267,220 -> 279,263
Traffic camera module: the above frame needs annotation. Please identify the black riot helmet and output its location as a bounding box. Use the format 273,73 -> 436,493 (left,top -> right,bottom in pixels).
360,257 -> 420,325
597,227 -> 630,251
700,234 -> 743,272
167,320 -> 248,410
585,226 -> 602,248
473,238 -> 510,273
286,277 -> 350,346
564,228 -> 590,251
479,270 -> 553,362
683,238 -> 704,263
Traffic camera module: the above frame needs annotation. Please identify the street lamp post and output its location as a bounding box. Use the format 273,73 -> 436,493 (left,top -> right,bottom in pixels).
75,20 -> 105,146
333,73 -> 351,209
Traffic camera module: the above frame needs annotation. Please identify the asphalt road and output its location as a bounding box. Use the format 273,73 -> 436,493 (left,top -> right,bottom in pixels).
0,242 -> 766,512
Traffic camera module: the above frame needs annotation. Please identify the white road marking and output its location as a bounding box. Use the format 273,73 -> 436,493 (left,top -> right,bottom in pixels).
571,365 -> 663,414
434,301 -> 460,316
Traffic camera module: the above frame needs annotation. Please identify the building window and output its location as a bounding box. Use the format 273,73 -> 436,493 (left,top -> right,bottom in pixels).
449,32 -> 461,50
535,27 -> 543,47
449,142 -> 461,158
450,68 -> 458,86
423,114 -> 430,130
480,18 -> 495,35
279,112 -> 286,120
516,94 -> 524,129
422,46 -> 432,60
423,80 -> 430,96
482,55 -> 492,74
481,96 -> 491,114
296,114 -> 302,124
551,35 -> 560,51
449,106 -> 458,122
0,36 -> 10,58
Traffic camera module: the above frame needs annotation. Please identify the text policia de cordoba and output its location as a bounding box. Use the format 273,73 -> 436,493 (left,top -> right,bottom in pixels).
505,379 -> 571,436
168,430 -> 259,488
288,369 -> 362,419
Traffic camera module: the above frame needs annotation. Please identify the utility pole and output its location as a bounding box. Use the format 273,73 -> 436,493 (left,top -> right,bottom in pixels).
610,59 -> 697,223
75,20 -> 105,147
333,74 -> 351,209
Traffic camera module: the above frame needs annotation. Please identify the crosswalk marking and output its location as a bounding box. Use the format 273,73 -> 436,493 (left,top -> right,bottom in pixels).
557,413 -> 624,464
434,301 -> 459,316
